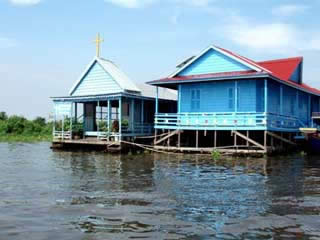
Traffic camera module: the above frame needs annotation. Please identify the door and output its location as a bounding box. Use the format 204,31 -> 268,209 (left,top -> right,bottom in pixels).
84,103 -> 96,132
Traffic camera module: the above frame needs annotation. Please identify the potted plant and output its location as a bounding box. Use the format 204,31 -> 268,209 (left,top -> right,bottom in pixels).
72,122 -> 83,139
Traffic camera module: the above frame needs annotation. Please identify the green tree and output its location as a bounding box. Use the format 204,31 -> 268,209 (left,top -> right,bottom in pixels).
33,117 -> 46,126
6,115 -> 27,134
0,112 -> 7,121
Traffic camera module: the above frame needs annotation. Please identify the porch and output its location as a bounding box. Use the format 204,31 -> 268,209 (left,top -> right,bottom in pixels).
52,94 -> 155,142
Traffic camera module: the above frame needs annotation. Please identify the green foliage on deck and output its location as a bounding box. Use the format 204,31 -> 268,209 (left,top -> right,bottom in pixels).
0,112 -> 52,142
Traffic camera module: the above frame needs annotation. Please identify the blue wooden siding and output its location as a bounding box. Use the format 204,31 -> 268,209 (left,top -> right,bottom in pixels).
256,80 -> 265,112
178,49 -> 251,76
298,91 -> 308,124
267,80 -> 280,114
238,80 -> 258,112
282,85 -> 297,116
312,96 -> 320,113
71,61 -> 122,96
290,63 -> 302,84
179,80 -> 259,113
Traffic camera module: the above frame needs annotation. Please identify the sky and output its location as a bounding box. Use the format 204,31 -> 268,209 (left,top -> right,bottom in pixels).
0,0 -> 320,119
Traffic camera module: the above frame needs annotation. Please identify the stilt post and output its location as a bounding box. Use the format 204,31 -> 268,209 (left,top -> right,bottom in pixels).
196,130 -> 199,149
119,97 -> 122,140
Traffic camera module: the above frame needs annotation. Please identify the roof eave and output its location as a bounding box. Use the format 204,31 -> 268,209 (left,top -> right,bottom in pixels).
147,73 -> 269,86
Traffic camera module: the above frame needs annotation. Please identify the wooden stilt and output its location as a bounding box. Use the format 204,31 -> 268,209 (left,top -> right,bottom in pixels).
204,130 -> 207,137
234,131 -> 237,147
178,131 -> 181,148
167,130 -> 170,147
154,129 -> 158,145
214,130 -> 217,148
232,130 -> 265,150
195,130 -> 199,148
246,131 -> 249,146
264,130 -> 267,150
155,129 -> 180,145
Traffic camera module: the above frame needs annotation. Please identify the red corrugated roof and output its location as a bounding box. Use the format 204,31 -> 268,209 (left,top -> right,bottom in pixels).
257,57 -> 302,82
149,46 -> 320,95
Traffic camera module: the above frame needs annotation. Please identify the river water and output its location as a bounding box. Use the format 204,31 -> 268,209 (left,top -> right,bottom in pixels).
0,142 -> 320,239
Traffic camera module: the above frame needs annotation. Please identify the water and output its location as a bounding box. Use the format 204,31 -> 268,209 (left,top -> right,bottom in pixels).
0,142 -> 320,239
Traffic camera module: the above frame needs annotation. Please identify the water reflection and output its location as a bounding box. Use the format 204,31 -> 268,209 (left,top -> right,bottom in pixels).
0,143 -> 320,239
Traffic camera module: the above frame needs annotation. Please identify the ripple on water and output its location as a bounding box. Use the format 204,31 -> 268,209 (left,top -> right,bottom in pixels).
1,143 -> 320,239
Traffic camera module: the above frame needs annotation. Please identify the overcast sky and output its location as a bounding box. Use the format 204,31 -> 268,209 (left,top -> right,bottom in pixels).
1,0 -> 320,118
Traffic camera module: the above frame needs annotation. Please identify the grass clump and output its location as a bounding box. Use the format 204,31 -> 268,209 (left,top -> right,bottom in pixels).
211,150 -> 221,160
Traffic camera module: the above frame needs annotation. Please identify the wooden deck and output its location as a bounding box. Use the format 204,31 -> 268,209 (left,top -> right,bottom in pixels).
154,146 -> 266,154
52,138 -> 120,146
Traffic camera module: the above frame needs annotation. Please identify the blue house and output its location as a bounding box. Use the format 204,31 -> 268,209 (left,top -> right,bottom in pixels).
51,56 -> 177,144
148,45 -> 320,153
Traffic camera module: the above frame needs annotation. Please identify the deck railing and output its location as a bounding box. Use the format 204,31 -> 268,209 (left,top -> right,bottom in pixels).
155,112 -> 305,130
53,131 -> 72,140
312,112 -> 320,119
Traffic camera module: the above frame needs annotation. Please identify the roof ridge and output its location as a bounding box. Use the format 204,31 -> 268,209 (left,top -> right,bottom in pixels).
213,45 -> 272,73
257,56 -> 303,64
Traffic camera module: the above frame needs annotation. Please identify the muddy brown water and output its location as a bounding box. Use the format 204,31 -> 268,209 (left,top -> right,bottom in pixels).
0,142 -> 320,239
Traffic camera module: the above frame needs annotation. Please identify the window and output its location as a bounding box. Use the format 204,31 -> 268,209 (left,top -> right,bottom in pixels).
228,88 -> 234,109
191,89 -> 200,110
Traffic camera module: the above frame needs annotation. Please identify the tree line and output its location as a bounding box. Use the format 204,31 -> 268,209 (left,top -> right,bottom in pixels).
0,112 -> 52,140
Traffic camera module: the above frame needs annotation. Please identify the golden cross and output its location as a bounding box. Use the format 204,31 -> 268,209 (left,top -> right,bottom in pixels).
94,33 -> 104,58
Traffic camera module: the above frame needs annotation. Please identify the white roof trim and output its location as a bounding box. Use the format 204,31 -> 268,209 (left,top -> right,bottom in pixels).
69,57 -> 98,95
169,45 -> 270,78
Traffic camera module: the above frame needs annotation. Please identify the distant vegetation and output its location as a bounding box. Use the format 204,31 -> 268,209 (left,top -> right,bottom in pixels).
0,112 -> 52,142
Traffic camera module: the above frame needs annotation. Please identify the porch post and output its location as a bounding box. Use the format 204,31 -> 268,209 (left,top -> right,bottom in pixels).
119,97 -> 122,139
296,91 -> 299,118
280,85 -> 283,115
131,98 -> 135,133
156,86 -> 159,114
178,84 -> 181,113
264,79 -> 268,113
141,99 -> 144,134
235,80 -> 238,113
97,101 -> 100,134
107,100 -> 111,133
53,103 -> 56,136
70,103 -> 73,139
74,102 -> 78,123
308,95 -> 311,126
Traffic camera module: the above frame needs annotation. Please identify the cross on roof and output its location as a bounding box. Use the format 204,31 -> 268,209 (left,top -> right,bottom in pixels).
94,33 -> 103,58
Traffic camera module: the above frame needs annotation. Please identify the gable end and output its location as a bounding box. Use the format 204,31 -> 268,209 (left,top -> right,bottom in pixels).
71,60 -> 123,96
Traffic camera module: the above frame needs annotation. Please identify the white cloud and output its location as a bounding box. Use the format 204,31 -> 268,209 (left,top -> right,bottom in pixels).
103,0 -> 156,8
8,0 -> 42,6
272,4 -> 309,17
0,38 -> 17,48
219,15 -> 320,54
104,0 -> 214,8
174,0 -> 213,7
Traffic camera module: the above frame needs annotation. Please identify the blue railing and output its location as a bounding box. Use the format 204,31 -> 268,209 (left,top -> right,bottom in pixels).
155,112 -> 305,131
